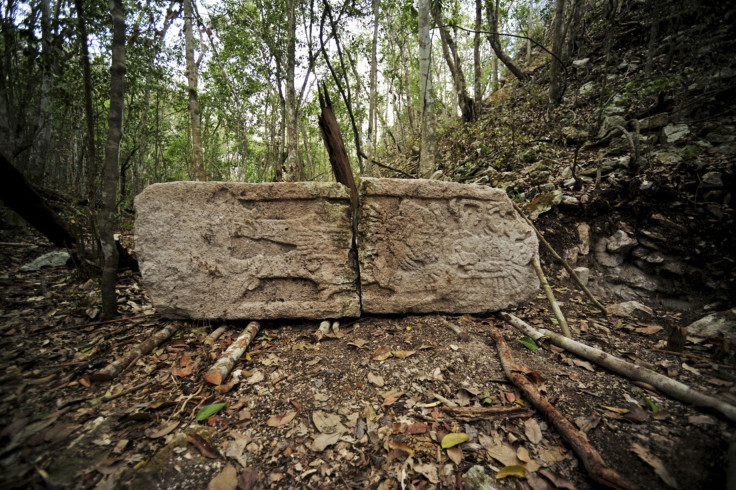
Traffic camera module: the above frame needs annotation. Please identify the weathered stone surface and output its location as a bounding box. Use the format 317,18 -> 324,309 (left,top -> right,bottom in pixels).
135,182 -> 360,320
357,178 -> 539,314
687,308 -> 736,343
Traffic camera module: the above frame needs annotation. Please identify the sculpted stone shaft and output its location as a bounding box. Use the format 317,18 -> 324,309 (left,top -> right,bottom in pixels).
357,178 -> 540,314
135,182 -> 360,319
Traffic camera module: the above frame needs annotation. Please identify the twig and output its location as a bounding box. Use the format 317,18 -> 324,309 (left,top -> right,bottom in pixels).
511,202 -> 607,315
204,321 -> 260,385
502,313 -> 736,423
489,327 -> 635,490
440,317 -> 469,339
204,325 -> 228,346
443,405 -> 534,421
90,323 -> 179,382
532,255 -> 572,338
313,320 -> 331,342
100,376 -> 159,403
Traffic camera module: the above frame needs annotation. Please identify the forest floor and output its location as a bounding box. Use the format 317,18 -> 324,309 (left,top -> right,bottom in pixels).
0,221 -> 733,490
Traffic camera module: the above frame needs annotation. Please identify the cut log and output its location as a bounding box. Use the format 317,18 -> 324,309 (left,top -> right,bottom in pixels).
204,321 -> 260,385
502,312 -> 736,423
91,323 -> 179,382
489,327 -> 635,490
313,320 -> 331,342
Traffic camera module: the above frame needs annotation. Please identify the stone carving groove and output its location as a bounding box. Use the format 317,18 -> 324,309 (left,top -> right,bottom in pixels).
357,178 -> 539,314
135,179 -> 539,319
135,182 -> 360,319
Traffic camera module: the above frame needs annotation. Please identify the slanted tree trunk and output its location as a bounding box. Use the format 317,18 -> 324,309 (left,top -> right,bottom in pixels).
474,0 -> 482,106
0,153 -> 76,250
183,0 -> 205,181
97,0 -> 126,320
417,0 -> 435,177
549,0 -> 567,104
366,0 -> 379,176
317,86 -> 357,210
486,0 -> 527,83
431,3 -> 475,122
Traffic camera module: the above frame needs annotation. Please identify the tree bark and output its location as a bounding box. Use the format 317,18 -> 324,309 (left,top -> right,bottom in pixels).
474,0 -> 482,106
30,0 -> 53,184
184,0 -> 205,181
204,321 -> 260,385
417,0 -> 435,177
485,0 -> 527,83
285,0 -> 301,180
97,0 -> 125,320
75,0 -> 97,202
366,0 -> 379,177
431,4 -> 475,122
549,0 -> 567,104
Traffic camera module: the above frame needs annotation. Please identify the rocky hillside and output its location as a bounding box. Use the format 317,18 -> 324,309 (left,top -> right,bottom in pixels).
424,0 -> 735,319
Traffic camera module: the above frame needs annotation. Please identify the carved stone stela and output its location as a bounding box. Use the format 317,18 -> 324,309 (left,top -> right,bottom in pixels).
357,178 -> 540,314
135,182 -> 360,319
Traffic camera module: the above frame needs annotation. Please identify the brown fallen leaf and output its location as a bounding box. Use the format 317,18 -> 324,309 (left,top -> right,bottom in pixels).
372,346 -> 392,361
632,442 -> 679,488
388,439 -> 414,456
524,419 -> 542,444
187,433 -> 220,459
312,411 -> 347,434
447,445 -> 463,465
412,462 -> 439,484
266,410 -> 297,427
348,338 -> 369,349
636,325 -> 663,335
382,390 -> 405,406
311,432 -> 340,451
572,359 -> 595,372
367,372 -> 385,387
238,467 -> 259,490
146,421 -> 180,438
539,469 -> 576,489
408,422 -> 430,434
207,463 -> 237,490
392,350 -> 416,358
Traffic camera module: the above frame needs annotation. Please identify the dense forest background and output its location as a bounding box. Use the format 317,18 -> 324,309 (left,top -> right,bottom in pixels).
2,0 -> 735,313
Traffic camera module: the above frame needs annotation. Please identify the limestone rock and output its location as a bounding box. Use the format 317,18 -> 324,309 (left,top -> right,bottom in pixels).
607,230 -> 638,254
20,251 -> 70,271
357,178 -> 539,315
638,113 -> 669,131
525,190 -> 563,220
687,308 -> 736,343
663,123 -> 690,143
701,171 -> 723,188
135,182 -> 360,320
579,81 -> 595,97
594,238 -> 624,267
607,301 -> 654,319
573,267 -> 590,286
576,223 -> 591,256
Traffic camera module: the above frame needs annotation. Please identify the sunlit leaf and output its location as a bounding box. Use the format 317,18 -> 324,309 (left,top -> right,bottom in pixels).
441,432 -> 469,449
496,464 -> 527,479
196,402 -> 226,421
518,336 -> 538,350
600,405 -> 629,414
640,393 -> 659,414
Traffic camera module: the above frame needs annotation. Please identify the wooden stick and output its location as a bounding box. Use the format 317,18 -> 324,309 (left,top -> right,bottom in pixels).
440,317 -> 469,339
489,327 -> 635,490
512,202 -> 607,315
313,320 -> 331,342
443,405 -> 534,421
203,321 -> 260,385
502,313 -> 736,423
532,255 -> 572,338
204,325 -> 228,346
100,376 -> 159,403
90,323 -> 179,382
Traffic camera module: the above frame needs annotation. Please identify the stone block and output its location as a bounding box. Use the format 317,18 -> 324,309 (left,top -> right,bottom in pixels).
357,178 -> 539,314
135,182 -> 360,320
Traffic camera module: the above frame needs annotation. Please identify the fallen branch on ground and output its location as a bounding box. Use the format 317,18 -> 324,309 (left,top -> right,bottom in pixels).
101,375 -> 160,403
532,255 -> 572,337
440,317 -> 469,339
313,320 -> 331,342
502,313 -> 736,423
489,327 -> 635,490
91,323 -> 179,382
512,202 -> 606,315
204,326 -> 228,346
443,405 -> 534,421
204,321 -> 260,385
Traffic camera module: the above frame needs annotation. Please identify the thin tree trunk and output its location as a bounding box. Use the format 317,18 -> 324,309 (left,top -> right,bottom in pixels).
431,4 -> 474,122
526,0 -> 533,64
97,0 -> 126,320
474,0 -> 482,106
184,0 -> 205,181
30,0 -> 53,184
549,0 -> 567,104
366,0 -> 379,177
417,0 -> 435,177
285,0 -> 301,180
486,0 -> 527,83
75,0 -> 97,202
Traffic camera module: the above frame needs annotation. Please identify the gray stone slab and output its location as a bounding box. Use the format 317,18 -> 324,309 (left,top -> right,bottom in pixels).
357,178 -> 539,314
135,182 -> 360,320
